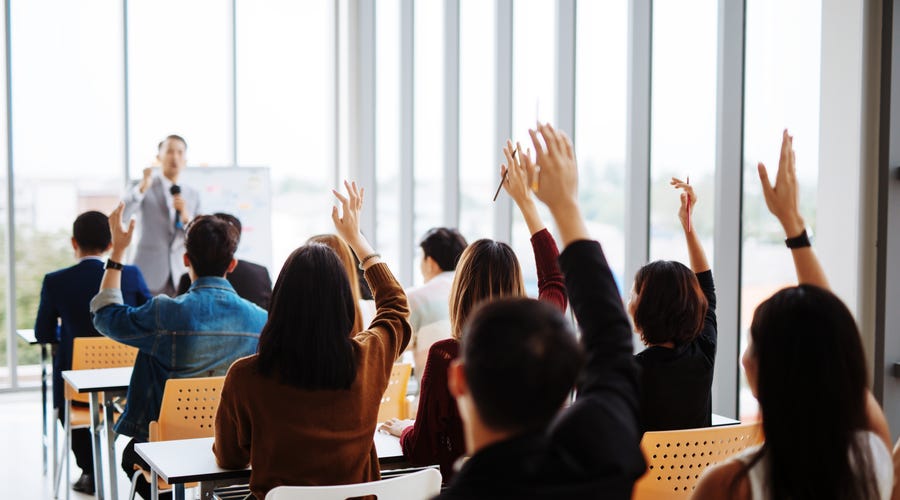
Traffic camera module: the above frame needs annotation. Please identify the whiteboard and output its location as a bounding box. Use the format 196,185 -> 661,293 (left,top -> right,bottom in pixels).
179,166 -> 273,270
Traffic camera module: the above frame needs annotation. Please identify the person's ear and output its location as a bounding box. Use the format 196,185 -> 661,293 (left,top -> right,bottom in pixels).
226,258 -> 238,274
183,253 -> 191,268
447,359 -> 468,398
71,237 -> 78,252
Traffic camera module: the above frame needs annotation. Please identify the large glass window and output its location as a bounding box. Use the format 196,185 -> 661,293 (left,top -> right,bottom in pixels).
375,0 -> 402,274
649,0 -> 718,266
9,0 -> 124,382
412,0 -> 445,286
511,0 -> 556,296
128,0 -> 232,173
458,0 -> 496,244
575,0 -> 629,291
740,0 -> 821,420
236,0 -> 335,272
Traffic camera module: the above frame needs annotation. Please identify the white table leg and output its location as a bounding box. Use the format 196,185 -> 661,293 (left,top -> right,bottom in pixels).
151,470 -> 159,500
41,343 -> 48,476
89,393 -> 106,500
104,392 -> 119,499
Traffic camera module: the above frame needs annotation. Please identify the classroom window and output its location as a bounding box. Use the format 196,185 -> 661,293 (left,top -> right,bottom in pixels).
575,0 -> 629,291
740,0 -> 821,420
235,0 -> 336,272
8,0 -> 124,380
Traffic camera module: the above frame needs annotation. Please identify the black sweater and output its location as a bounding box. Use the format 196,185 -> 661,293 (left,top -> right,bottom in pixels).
437,240 -> 645,499
635,270 -> 717,431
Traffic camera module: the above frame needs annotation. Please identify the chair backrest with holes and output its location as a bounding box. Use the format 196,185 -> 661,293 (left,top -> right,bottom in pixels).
377,363 -> 412,422
149,376 -> 226,442
265,468 -> 441,500
631,422 -> 763,499
66,337 -> 138,403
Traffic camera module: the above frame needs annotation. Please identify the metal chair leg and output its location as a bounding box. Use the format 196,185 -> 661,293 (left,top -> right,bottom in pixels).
128,469 -> 143,500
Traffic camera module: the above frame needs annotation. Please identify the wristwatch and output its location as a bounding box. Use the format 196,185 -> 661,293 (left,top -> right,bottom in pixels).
105,259 -> 125,270
784,229 -> 811,249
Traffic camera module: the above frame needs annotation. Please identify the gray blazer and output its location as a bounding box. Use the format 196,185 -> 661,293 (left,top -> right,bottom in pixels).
122,176 -> 201,293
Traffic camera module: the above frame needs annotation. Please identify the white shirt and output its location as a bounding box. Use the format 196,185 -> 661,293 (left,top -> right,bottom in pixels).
405,271 -> 455,347
79,255 -> 104,263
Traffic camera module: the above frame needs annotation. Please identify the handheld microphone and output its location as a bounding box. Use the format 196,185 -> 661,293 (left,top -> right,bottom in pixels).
170,185 -> 183,229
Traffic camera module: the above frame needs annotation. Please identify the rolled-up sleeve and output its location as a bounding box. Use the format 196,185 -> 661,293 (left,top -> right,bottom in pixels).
91,290 -> 159,350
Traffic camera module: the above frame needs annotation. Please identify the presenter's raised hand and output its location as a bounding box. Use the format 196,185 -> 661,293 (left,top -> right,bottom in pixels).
108,202 -> 135,261
332,181 -> 380,269
139,167 -> 153,194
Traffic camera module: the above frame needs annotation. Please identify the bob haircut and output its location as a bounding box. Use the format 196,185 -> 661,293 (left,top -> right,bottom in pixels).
631,260 -> 707,346
449,239 -> 525,339
256,243 -> 358,390
307,234 -> 365,334
737,284 -> 877,498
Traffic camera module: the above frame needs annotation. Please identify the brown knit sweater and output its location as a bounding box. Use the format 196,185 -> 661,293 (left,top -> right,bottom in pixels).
212,263 -> 411,499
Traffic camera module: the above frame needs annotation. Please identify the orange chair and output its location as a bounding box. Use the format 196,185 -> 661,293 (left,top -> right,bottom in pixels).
128,376 -> 226,499
631,422 -> 763,499
378,363 -> 412,422
56,337 -> 137,498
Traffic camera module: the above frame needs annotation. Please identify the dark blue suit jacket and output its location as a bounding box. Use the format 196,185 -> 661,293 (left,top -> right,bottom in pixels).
34,258 -> 151,409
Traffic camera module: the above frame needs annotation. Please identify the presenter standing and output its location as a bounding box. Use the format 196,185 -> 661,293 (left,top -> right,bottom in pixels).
123,135 -> 201,296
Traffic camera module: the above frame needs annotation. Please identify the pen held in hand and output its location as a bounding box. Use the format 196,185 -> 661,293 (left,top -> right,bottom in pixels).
492,148 -> 518,202
686,175 -> 692,233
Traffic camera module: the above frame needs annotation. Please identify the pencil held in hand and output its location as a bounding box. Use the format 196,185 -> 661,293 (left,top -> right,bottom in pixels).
493,147 -> 518,202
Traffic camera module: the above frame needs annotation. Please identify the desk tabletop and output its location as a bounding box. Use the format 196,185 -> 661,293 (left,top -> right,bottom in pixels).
711,413 -> 741,426
61,367 -> 132,393
16,329 -> 38,344
136,432 -> 405,484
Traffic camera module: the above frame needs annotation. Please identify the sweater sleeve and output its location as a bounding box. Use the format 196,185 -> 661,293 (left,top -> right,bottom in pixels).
695,270 -> 718,359
355,263 -> 412,375
400,341 -> 455,465
213,361 -> 251,469
531,229 -> 568,312
559,240 -> 638,402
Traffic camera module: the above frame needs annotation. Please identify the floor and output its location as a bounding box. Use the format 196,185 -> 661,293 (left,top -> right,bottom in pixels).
0,389 -> 140,500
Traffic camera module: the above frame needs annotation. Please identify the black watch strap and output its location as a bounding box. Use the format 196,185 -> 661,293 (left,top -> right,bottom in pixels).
785,229 -> 811,249
105,259 -> 124,270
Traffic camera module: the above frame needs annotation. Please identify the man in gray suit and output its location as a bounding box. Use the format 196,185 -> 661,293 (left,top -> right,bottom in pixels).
123,135 -> 201,296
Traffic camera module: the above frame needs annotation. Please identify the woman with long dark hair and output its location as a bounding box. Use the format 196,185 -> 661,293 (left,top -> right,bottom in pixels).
630,180 -> 717,431
379,140 -> 567,480
213,181 -> 411,500
693,131 -> 893,499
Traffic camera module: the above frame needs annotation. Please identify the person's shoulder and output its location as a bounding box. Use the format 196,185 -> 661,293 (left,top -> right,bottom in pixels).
429,338 -> 460,357
121,265 -> 144,278
692,457 -> 750,500
228,354 -> 259,374
237,260 -> 268,274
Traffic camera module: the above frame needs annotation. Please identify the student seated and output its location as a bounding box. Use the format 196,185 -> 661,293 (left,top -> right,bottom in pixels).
693,131 -> 893,500
34,211 -> 151,494
213,181 -> 411,500
306,233 -> 373,332
437,123 -> 645,498
406,227 -> 468,376
176,213 -> 273,310
91,206 -> 267,500
630,180 -> 717,431
380,140 -> 567,481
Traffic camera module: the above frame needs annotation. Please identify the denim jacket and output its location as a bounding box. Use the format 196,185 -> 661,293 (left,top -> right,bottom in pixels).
91,277 -> 267,439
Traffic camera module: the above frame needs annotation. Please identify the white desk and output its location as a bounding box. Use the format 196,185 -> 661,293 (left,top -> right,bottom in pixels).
61,367 -> 132,500
136,432 -> 406,500
711,413 -> 741,427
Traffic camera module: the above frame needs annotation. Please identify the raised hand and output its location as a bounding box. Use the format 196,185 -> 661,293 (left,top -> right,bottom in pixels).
758,130 -> 804,237
501,140 -> 533,206
670,177 -> 696,231
139,167 -> 153,194
527,123 -> 578,211
332,181 -> 379,269
108,202 -> 136,259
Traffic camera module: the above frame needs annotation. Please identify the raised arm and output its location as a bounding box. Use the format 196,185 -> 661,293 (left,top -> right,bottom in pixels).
122,167 -> 153,221
671,178 -> 710,273
501,139 -> 567,311
758,130 -> 828,289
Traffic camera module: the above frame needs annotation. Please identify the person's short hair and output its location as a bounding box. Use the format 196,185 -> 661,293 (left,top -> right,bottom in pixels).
185,215 -> 239,277
157,134 -> 187,151
449,239 -> 525,338
461,298 -> 583,432
631,260 -> 707,346
72,211 -> 111,254
213,213 -> 242,244
420,227 -> 468,272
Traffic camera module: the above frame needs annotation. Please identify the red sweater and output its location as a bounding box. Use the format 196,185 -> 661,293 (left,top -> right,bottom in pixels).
400,229 -> 567,479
